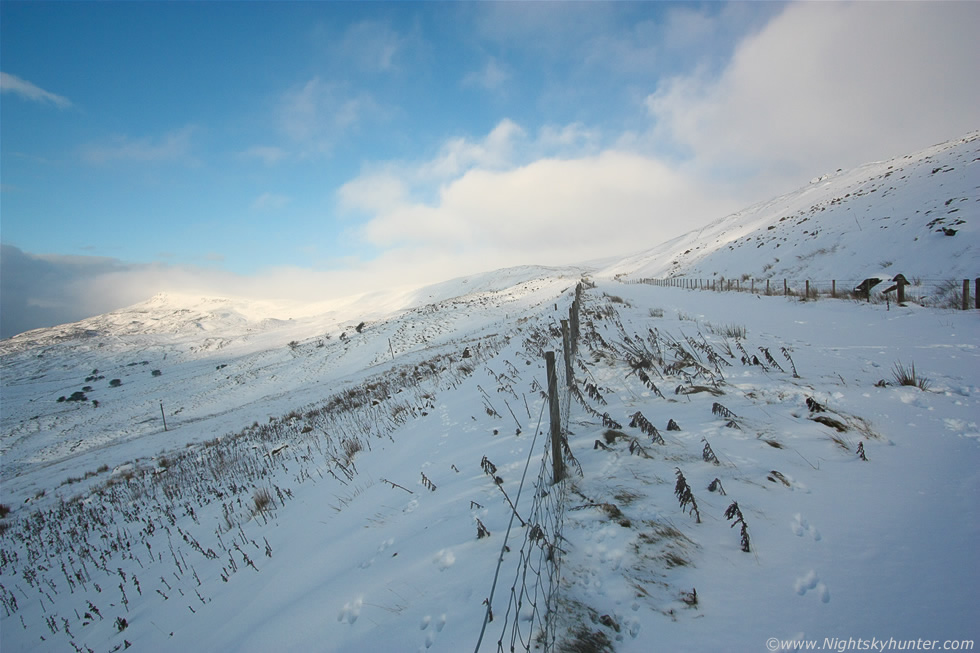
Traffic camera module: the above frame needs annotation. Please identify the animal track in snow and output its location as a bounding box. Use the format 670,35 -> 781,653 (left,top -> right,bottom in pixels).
338,596 -> 363,624
360,538 -> 397,568
790,514 -> 821,541
434,548 -> 456,570
419,613 -> 447,649
793,570 -> 830,603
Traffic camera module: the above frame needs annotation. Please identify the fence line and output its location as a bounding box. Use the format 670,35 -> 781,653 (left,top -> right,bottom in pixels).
624,276 -> 980,309
476,285 -> 581,652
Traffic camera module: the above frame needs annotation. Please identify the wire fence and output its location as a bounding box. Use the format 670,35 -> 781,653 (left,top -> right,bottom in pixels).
626,276 -> 980,309
476,289 -> 581,653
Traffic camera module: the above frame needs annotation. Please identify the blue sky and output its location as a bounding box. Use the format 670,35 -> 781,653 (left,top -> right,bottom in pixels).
2,1 -> 978,338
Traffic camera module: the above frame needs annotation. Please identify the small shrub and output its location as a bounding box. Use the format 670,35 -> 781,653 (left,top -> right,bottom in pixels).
109,379 -> 122,388
0,503 -> 11,518
151,369 -> 162,377
722,324 -> 746,339
649,308 -> 664,318
252,488 -> 273,513
892,361 -> 930,391
342,438 -> 363,462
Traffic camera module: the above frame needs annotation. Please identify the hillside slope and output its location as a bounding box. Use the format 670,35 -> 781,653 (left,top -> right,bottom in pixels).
600,131 -> 979,287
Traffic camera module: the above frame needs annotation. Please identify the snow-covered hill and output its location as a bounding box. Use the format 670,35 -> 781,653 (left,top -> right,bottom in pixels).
1,136 -> 978,653
600,131 -> 979,286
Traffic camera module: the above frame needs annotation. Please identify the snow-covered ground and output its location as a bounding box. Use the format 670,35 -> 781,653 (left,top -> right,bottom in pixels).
1,134 -> 978,652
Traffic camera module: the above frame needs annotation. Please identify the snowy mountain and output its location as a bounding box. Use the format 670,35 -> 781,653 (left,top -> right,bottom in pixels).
601,131 -> 979,287
1,136 -> 978,653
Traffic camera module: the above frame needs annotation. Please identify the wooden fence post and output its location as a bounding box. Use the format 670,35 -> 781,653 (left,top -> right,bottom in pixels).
975,278 -> 979,309
561,320 -> 573,389
766,279 -> 770,295
897,278 -> 906,304
160,402 -> 168,431
805,280 -> 810,299
832,280 -> 836,298
545,352 -> 564,484
964,280 -> 970,311
784,279 -> 788,296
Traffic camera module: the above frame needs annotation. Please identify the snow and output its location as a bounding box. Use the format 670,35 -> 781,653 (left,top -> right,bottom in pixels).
1,134 -> 978,652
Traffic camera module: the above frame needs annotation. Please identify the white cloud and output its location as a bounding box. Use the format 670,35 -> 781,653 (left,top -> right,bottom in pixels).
0,72 -> 72,109
335,116 -> 740,282
646,2 -> 980,188
337,173 -> 409,215
81,126 -> 197,164
358,150 -> 735,261
462,58 -> 509,91
421,119 -> 526,179
334,20 -> 420,73
277,77 -> 383,155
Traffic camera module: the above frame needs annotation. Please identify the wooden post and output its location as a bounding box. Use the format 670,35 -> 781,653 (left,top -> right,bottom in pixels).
963,279 -> 970,310
784,279 -> 788,296
545,352 -> 564,484
805,280 -> 810,298
561,320 -> 573,389
832,280 -> 836,298
975,278 -> 979,309
897,278 -> 906,304
751,279 -> 755,293
568,304 -> 579,355
160,402 -> 168,432
766,279 -> 770,295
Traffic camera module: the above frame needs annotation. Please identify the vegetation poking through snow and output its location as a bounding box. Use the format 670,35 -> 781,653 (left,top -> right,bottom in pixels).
724,501 -> 751,553
673,468 -> 701,523
892,360 -> 931,391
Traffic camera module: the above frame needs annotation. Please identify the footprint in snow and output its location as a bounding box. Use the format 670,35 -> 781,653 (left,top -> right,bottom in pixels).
434,549 -> 456,570
419,613 -> 447,648
338,597 -> 363,624
420,613 -> 446,631
794,570 -> 830,603
790,514 -> 821,541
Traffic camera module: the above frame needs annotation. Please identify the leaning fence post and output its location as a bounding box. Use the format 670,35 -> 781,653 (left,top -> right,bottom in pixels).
964,280 -> 970,311
545,352 -> 564,484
